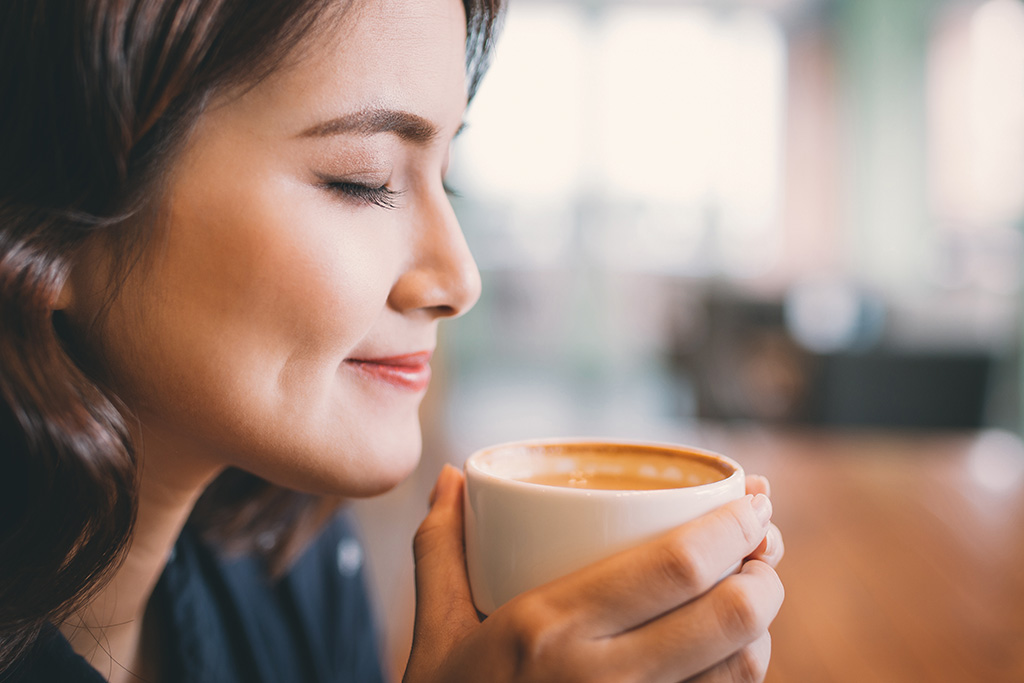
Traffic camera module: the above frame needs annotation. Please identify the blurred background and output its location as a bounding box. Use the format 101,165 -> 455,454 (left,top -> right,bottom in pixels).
443,0 -> 1023,438
353,0 -> 1024,680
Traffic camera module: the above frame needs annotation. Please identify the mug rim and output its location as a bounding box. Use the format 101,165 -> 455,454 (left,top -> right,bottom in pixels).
464,437 -> 743,496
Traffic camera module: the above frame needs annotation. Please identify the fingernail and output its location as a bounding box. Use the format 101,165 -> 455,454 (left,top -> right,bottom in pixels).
751,493 -> 772,525
765,528 -> 778,557
762,526 -> 774,556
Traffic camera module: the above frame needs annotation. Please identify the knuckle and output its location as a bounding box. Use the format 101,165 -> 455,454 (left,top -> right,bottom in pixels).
656,534 -> 712,591
715,582 -> 765,641
728,643 -> 770,683
504,594 -> 564,664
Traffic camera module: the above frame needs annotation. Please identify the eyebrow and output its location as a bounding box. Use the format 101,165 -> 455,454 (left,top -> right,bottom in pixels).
298,108 -> 457,145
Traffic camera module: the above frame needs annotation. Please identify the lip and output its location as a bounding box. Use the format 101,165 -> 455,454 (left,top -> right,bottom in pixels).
345,351 -> 433,392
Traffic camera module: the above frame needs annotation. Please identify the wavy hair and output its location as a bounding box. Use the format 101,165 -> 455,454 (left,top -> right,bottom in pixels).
0,0 -> 503,670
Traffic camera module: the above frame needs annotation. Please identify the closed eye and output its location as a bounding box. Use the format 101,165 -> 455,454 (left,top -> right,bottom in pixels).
321,178 -> 403,210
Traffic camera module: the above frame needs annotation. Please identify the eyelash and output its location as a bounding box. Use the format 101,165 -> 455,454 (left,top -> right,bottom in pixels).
325,180 -> 403,210
322,178 -> 461,209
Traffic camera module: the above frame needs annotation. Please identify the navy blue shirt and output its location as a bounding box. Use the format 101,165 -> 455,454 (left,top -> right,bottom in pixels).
2,513 -> 385,683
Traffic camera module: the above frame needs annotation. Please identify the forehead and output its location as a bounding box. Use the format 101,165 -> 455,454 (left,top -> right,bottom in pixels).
230,0 -> 470,132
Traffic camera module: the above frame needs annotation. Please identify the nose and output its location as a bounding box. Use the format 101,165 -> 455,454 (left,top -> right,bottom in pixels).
388,190 -> 481,319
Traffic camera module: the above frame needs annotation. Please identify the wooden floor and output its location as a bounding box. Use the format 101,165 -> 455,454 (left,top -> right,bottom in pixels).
355,426 -> 1024,682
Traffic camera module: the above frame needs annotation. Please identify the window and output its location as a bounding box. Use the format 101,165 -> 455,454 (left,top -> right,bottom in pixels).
928,0 -> 1024,294
452,1 -> 787,276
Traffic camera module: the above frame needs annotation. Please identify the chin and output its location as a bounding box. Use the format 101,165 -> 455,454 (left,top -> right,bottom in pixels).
367,428 -> 425,494
299,424 -> 425,498
352,441 -> 423,497
354,412 -> 428,494
237,410 -> 426,497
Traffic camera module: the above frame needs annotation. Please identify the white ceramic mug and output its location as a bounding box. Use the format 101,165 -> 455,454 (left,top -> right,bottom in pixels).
463,438 -> 745,615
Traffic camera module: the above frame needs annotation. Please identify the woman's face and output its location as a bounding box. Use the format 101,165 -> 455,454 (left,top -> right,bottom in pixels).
69,0 -> 479,496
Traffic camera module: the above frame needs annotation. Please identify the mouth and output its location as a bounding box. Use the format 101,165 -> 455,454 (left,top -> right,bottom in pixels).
344,351 -> 433,392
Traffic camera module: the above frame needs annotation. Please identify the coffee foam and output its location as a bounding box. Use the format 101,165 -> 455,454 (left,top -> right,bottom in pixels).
473,441 -> 735,490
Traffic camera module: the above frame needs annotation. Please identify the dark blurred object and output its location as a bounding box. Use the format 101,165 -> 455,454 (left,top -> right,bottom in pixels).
677,292 -> 817,423
806,350 -> 992,429
675,289 -> 995,430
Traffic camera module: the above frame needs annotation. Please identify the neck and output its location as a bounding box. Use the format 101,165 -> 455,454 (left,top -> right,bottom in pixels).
60,431 -> 223,683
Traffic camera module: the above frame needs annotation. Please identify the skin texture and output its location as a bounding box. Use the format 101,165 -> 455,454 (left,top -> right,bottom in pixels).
55,0 -> 785,680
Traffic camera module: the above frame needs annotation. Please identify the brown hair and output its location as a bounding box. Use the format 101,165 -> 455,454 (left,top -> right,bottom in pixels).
0,0 -> 503,670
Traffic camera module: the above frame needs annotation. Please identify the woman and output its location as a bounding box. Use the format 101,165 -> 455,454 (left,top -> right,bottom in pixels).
0,0 -> 785,681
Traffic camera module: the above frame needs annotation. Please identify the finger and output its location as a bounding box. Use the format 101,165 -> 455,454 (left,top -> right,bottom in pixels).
687,630 -> 772,683
747,523 -> 784,568
537,494 -> 773,634
745,475 -> 771,498
410,465 -> 479,653
612,561 -> 782,682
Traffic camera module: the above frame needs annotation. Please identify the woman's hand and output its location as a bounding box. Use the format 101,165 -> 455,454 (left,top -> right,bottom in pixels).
404,467 -> 785,683
744,475 -> 785,570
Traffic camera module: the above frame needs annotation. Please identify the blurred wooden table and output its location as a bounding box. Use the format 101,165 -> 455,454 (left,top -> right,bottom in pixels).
702,427 -> 1024,683
357,426 -> 1024,682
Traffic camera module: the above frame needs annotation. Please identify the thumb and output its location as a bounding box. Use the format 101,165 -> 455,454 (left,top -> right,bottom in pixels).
409,465 -> 479,664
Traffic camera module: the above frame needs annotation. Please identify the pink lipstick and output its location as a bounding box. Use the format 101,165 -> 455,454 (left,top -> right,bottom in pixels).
345,351 -> 433,392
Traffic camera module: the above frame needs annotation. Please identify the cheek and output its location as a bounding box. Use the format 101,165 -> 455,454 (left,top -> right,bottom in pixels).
169,177 -> 389,353
98,176 -> 401,471
174,174 -> 391,350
